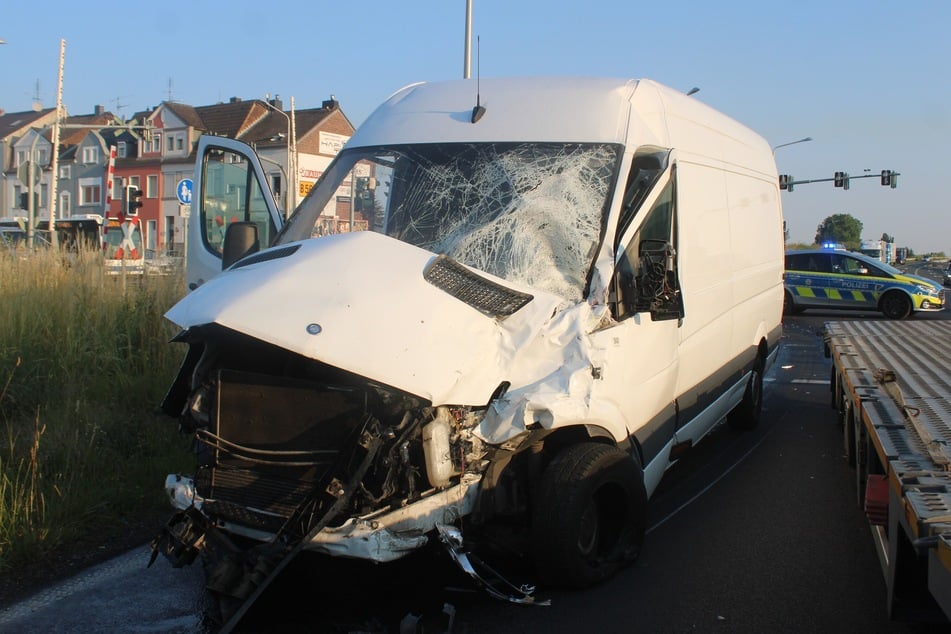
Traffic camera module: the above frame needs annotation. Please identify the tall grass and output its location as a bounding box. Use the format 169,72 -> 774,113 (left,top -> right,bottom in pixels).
0,248 -> 192,570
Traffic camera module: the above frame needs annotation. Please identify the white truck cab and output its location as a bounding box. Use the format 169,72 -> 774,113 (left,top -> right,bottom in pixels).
155,77 -> 784,623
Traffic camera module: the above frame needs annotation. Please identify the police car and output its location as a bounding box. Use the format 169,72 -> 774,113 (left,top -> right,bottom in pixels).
785,247 -> 945,319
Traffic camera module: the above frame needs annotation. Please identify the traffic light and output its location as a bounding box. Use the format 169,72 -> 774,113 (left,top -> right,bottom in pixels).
125,186 -> 143,215
834,171 -> 850,190
779,174 -> 795,192
881,170 -> 899,189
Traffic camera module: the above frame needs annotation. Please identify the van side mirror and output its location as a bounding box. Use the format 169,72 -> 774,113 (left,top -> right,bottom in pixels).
221,221 -> 259,269
637,240 -> 683,321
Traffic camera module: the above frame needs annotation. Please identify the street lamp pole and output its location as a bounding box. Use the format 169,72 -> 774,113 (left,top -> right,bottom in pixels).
262,95 -> 293,216
772,136 -> 812,155
464,0 -> 473,78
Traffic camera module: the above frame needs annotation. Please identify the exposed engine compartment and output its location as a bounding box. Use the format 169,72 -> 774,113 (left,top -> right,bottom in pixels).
161,324 -> 489,546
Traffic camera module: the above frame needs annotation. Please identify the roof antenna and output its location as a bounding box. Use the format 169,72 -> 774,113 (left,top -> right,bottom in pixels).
471,36 -> 485,123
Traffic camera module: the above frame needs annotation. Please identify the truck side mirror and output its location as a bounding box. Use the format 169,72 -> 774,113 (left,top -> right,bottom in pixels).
221,221 -> 259,269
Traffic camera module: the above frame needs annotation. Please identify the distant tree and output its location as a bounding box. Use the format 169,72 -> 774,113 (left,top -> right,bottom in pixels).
815,213 -> 863,246
881,233 -> 894,243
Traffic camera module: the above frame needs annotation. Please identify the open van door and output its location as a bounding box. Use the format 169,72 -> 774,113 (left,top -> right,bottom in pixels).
187,135 -> 284,290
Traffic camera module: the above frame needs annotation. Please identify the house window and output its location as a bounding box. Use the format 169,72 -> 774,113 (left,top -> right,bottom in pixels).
167,135 -> 175,152
176,136 -> 184,151
59,165 -> 71,178
147,174 -> 158,198
118,142 -> 127,158
79,178 -> 102,206
82,146 -> 100,164
60,191 -> 71,215
151,134 -> 161,153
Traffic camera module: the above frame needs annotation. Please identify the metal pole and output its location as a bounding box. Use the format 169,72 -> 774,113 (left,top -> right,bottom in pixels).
772,136 -> 812,155
262,97 -> 292,215
48,38 -> 65,248
290,96 -> 297,211
464,0 -> 473,78
28,130 -> 42,249
349,168 -> 355,232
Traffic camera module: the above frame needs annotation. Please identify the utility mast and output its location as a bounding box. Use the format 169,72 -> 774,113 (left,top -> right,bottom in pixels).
48,38 -> 65,247
464,0 -> 473,78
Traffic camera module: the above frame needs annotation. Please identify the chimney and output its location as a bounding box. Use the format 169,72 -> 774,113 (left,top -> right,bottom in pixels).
271,95 -> 283,110
94,104 -> 105,116
230,97 -> 242,103
322,95 -> 339,110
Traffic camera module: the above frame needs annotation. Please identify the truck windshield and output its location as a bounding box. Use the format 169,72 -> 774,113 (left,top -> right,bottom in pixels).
278,142 -> 621,302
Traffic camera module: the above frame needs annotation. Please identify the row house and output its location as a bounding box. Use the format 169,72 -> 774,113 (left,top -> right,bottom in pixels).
122,95 -> 355,254
0,95 -> 355,254
1,107 -> 58,219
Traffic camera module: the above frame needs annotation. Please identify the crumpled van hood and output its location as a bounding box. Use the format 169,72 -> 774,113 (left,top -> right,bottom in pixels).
165,231 -> 571,405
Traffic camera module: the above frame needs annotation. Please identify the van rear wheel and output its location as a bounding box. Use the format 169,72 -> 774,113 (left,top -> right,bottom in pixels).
729,354 -> 764,429
531,443 -> 645,588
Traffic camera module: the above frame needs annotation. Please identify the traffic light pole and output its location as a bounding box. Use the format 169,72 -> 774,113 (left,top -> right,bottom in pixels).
779,170 -> 899,192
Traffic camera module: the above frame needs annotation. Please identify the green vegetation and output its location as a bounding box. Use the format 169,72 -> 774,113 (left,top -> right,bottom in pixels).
0,248 -> 192,571
814,213 -> 863,249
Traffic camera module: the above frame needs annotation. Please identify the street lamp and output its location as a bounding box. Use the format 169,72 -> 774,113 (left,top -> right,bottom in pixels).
261,95 -> 294,215
772,136 -> 812,155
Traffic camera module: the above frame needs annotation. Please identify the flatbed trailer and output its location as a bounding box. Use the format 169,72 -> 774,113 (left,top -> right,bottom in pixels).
825,320 -> 951,623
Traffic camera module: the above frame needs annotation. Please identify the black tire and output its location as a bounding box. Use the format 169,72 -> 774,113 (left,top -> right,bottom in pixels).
880,291 -> 912,320
531,443 -> 646,588
783,291 -> 804,315
729,354 -> 764,430
844,406 -> 856,468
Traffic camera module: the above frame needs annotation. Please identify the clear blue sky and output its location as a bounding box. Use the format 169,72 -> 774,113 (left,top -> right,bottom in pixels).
3,1 -> 948,253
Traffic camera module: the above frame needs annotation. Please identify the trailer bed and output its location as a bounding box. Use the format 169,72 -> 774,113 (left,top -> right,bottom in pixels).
826,319 -> 951,622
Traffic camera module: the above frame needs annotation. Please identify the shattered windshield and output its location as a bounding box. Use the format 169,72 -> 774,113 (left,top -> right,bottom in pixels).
279,142 -> 621,302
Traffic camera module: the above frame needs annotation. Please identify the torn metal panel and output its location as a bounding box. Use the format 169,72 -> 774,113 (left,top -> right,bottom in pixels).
309,473 -> 482,561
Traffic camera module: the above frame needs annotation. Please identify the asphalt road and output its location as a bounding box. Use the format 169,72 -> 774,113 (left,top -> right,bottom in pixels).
4,301 -> 951,632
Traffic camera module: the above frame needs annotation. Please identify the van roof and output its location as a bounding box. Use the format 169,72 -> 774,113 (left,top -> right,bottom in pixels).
348,76 -> 775,177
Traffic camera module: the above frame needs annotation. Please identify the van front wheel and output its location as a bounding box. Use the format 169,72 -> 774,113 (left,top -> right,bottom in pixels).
531,443 -> 645,588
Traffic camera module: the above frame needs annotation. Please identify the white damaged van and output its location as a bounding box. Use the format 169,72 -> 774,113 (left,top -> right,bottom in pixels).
153,77 -> 784,619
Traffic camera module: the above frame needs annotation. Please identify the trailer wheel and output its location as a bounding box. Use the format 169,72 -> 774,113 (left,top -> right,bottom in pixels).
843,405 -> 856,467
531,442 -> 645,588
729,354 -> 764,429
830,366 -> 839,412
855,423 -> 868,508
880,291 -> 912,320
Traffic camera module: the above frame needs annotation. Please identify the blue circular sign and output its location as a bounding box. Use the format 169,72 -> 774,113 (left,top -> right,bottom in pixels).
176,178 -> 194,205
